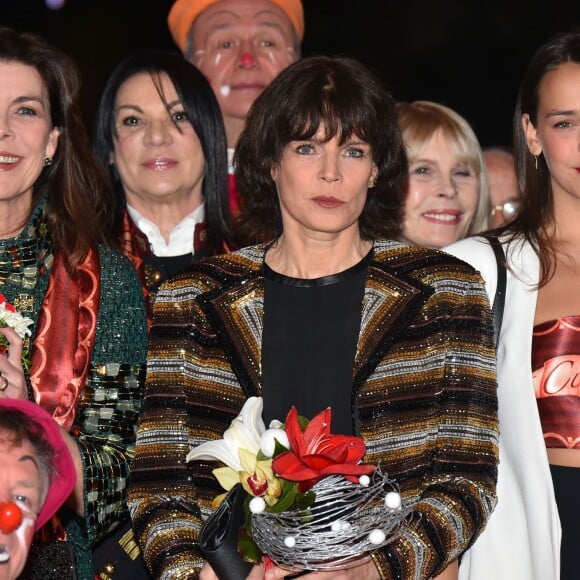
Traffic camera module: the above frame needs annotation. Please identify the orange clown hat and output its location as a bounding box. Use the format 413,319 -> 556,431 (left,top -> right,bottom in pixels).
168,0 -> 305,53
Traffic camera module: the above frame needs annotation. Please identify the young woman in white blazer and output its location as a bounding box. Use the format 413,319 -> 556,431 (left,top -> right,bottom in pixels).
446,30 -> 580,580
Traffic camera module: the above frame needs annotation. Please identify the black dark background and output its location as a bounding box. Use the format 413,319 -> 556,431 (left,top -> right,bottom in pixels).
2,0 -> 579,148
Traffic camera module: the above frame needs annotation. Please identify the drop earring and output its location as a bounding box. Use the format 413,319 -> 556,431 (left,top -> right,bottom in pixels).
534,155 -> 539,170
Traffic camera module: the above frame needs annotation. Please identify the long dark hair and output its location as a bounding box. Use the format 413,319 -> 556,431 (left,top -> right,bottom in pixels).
504,29 -> 580,285
235,56 -> 408,242
0,27 -> 113,269
94,50 -> 233,255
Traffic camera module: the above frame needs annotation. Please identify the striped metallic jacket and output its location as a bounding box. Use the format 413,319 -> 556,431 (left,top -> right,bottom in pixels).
129,240 -> 499,580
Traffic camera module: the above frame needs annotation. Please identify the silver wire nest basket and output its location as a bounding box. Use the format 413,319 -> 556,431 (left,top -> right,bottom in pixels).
250,468 -> 412,571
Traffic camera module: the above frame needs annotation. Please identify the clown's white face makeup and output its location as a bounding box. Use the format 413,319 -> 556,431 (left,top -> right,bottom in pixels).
188,0 -> 297,146
0,438 -> 43,580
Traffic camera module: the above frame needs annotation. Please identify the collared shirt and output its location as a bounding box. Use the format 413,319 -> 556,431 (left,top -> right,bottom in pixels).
126,203 -> 205,257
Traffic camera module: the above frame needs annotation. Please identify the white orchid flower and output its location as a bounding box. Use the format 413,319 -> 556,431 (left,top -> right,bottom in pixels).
187,397 -> 266,487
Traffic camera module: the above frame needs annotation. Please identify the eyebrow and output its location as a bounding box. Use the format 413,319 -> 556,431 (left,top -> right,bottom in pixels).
205,22 -> 286,37
409,157 -> 473,169
545,109 -> 578,118
116,100 -> 182,114
19,454 -> 39,468
291,137 -> 370,145
409,157 -> 437,164
13,95 -> 46,107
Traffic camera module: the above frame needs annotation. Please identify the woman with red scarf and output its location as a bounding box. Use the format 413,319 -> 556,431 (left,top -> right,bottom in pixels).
0,28 -> 147,579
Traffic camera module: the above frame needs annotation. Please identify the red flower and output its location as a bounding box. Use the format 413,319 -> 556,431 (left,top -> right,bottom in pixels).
272,407 -> 375,492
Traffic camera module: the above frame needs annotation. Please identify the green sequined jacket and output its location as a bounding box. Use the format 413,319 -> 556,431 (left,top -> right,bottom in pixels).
0,204 -> 148,578
129,240 -> 499,580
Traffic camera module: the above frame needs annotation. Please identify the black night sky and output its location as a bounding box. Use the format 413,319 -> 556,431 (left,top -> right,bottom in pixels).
2,0 -> 580,148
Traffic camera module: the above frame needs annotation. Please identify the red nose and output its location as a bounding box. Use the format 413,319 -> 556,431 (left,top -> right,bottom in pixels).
0,501 -> 23,534
240,52 -> 254,67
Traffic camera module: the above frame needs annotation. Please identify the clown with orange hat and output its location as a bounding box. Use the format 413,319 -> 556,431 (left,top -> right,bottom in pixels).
168,0 -> 304,151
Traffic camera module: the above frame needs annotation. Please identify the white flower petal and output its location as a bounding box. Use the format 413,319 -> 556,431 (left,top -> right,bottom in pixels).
240,396 -> 266,439
186,398 -> 267,470
225,419 -> 260,455
222,397 -> 265,454
186,439 -> 243,471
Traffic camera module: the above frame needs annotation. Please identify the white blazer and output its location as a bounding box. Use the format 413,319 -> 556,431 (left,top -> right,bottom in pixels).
444,236 -> 561,580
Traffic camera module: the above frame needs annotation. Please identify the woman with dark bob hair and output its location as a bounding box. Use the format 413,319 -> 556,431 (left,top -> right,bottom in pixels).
446,30 -> 580,580
129,56 -> 498,580
0,27 -> 147,579
94,50 -> 236,307
235,56 -> 405,243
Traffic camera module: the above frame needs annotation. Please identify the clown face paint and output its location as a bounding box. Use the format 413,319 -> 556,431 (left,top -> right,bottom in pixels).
188,0 -> 298,145
0,439 -> 43,580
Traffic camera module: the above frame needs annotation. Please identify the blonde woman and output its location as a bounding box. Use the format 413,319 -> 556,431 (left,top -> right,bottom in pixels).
397,101 -> 490,248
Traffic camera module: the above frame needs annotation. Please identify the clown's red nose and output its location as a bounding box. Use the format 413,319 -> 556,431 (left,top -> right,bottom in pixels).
240,52 -> 255,67
0,501 -> 22,534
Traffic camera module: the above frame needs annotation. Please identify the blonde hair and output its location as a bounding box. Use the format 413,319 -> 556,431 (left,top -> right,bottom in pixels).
397,100 -> 490,235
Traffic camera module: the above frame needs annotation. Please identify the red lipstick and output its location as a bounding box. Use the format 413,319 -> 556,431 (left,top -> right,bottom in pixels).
311,196 -> 344,209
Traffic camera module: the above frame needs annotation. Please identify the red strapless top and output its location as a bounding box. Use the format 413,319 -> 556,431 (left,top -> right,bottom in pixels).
532,316 -> 580,448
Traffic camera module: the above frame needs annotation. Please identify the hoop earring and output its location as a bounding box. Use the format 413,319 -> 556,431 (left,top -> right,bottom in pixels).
44,157 -> 53,167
